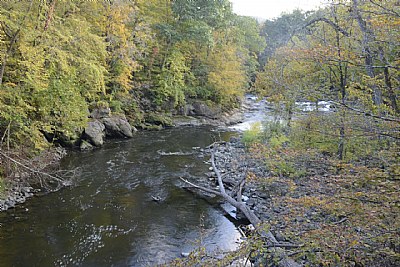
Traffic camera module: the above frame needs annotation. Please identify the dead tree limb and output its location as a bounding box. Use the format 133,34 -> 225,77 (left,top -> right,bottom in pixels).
180,144 -> 302,267
179,177 -> 221,197
0,149 -> 65,184
332,101 -> 400,123
303,17 -> 350,37
237,176 -> 246,202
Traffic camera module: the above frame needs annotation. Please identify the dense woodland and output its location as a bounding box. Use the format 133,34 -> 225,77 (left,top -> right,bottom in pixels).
242,1 -> 399,265
0,0 -> 399,266
0,0 -> 265,151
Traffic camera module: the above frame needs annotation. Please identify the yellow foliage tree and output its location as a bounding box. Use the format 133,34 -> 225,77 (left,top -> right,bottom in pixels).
207,45 -> 246,107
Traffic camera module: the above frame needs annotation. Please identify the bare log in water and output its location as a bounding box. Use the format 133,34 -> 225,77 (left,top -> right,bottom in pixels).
180,143 -> 302,267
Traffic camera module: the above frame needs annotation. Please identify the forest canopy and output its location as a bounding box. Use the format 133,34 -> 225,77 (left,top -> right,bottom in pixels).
0,0 -> 399,265
0,0 -> 265,150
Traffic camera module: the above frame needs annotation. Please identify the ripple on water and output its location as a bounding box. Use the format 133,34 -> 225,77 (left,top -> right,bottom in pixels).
55,222 -> 134,267
0,126 -> 242,267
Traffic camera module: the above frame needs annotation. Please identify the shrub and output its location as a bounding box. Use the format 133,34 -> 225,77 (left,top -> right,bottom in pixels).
242,122 -> 262,146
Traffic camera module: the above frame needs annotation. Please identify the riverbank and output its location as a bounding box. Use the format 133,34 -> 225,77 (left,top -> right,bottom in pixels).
196,137 -> 400,266
0,147 -> 68,211
0,95 -> 254,212
199,138 -> 275,226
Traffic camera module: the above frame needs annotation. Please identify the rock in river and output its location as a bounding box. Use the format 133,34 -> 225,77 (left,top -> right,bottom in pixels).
102,115 -> 134,138
83,119 -> 105,146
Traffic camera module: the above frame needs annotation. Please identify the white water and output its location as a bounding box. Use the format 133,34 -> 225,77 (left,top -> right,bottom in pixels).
229,95 -> 334,132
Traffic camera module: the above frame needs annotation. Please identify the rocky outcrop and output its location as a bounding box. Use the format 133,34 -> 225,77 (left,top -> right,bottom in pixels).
0,184 -> 35,211
80,140 -> 94,151
191,101 -> 221,119
81,111 -> 135,149
178,104 -> 195,116
83,119 -> 105,146
102,115 -> 134,138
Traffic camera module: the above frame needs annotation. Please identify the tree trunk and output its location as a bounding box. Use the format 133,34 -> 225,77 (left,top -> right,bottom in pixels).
44,0 -> 57,31
352,0 -> 382,106
378,46 -> 399,114
0,29 -> 20,86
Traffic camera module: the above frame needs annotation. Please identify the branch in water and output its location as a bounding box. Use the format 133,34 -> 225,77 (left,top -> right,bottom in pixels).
180,143 -> 302,267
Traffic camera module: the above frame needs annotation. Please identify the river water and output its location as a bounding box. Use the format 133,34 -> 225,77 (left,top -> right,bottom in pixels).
0,127 -> 243,267
0,96 -> 332,266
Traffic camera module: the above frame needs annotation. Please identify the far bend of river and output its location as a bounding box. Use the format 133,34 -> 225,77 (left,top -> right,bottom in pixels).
0,127 -> 243,267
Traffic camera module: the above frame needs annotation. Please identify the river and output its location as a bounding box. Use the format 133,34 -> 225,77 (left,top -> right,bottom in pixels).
0,127 -> 244,267
0,96 -> 333,266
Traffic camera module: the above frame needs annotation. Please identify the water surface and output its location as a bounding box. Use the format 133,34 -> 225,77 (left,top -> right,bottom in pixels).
0,127 -> 240,267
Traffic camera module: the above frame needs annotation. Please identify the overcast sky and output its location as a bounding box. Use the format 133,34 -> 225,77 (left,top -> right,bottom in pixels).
230,0 -> 324,19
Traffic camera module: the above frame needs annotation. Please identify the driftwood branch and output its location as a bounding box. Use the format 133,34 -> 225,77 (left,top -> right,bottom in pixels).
267,243 -> 304,249
180,143 -> 302,267
179,177 -> 222,196
0,149 -> 66,184
237,176 -> 246,202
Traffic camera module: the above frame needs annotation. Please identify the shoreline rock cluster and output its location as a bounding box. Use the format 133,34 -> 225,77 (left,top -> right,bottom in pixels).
202,139 -> 266,215
201,138 -> 291,238
0,183 -> 36,211
81,107 -> 135,150
172,99 -> 251,127
81,99 -> 248,150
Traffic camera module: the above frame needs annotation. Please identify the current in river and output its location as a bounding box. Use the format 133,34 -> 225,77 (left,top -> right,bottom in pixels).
1,95 -> 318,266
0,127 -> 241,267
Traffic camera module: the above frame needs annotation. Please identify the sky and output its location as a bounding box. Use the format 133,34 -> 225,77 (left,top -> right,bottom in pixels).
230,0 -> 324,20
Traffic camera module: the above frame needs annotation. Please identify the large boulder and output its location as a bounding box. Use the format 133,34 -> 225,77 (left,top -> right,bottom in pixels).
80,140 -> 94,151
177,104 -> 195,116
192,101 -> 221,119
102,115 -> 134,138
83,119 -> 105,146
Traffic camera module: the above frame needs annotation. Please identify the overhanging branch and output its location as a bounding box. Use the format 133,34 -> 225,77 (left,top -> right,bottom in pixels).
303,18 -> 350,37
332,101 -> 400,123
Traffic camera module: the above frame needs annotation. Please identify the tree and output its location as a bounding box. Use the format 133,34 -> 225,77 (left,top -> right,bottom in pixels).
256,1 -> 399,159
259,9 -> 309,66
232,15 -> 266,86
0,1 -> 108,148
207,45 -> 247,107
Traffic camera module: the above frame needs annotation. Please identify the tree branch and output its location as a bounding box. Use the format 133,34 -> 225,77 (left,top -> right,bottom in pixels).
179,177 -> 222,196
302,17 -> 350,37
331,101 -> 400,123
0,149 -> 65,183
237,176 -> 246,203
369,0 -> 400,18
180,144 -> 302,267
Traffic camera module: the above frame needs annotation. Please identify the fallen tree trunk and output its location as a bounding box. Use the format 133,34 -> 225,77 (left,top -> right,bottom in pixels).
181,143 -> 302,267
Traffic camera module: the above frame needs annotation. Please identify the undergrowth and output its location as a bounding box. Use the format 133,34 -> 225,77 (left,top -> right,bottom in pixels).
245,117 -> 400,266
